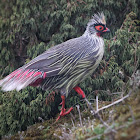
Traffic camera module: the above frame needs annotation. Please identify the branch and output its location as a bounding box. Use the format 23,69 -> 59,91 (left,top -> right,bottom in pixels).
84,98 -> 117,133
95,89 -> 132,114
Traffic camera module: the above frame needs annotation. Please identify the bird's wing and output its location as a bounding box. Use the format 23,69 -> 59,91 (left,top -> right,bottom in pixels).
0,36 -> 99,91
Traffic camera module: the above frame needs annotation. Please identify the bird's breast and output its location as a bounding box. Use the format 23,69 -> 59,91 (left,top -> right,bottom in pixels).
86,37 -> 104,73
88,36 -> 104,61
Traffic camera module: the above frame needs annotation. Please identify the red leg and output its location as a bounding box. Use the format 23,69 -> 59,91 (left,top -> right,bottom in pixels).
56,95 -> 73,121
74,86 -> 95,114
73,86 -> 86,98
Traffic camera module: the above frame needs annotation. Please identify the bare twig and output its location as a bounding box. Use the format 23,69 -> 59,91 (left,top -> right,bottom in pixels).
128,105 -> 135,122
70,113 -> 75,128
87,133 -> 102,140
76,105 -> 83,133
84,98 -> 117,133
95,89 -> 132,114
96,95 -> 98,112
18,131 -> 27,140
38,117 -> 44,122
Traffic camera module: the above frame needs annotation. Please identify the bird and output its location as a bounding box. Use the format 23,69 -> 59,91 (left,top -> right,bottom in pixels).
0,12 -> 110,121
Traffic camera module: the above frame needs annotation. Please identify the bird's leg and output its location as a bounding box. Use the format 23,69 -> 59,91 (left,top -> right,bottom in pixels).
73,86 -> 96,114
73,86 -> 86,98
56,95 -> 73,121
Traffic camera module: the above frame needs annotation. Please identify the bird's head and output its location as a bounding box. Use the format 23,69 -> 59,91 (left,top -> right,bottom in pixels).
86,12 -> 110,37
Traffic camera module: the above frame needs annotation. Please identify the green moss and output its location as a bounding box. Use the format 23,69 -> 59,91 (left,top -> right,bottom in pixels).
6,88 -> 140,140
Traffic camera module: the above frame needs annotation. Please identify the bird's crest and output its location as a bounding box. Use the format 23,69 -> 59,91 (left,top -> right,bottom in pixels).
88,12 -> 106,25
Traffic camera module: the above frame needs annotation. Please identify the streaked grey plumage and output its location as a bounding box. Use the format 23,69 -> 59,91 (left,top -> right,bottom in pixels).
0,12 -> 109,98
41,34 -> 104,97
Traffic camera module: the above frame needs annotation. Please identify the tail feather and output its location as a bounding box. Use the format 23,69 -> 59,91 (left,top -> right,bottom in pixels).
0,69 -> 46,91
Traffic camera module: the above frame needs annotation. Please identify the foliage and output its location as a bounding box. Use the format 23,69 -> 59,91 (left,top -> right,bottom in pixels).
0,87 -> 60,136
0,0 -> 140,137
4,76 -> 140,140
0,0 -> 139,74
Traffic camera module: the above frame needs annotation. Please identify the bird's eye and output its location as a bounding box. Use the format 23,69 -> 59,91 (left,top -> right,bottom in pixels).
94,25 -> 104,31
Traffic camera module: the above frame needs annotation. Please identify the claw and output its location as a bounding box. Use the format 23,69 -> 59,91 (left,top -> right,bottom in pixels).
56,115 -> 61,121
56,95 -> 73,121
56,107 -> 73,121
63,107 -> 73,115
59,102 -> 62,105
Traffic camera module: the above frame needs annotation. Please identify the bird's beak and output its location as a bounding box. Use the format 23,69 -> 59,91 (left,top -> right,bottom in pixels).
103,27 -> 110,33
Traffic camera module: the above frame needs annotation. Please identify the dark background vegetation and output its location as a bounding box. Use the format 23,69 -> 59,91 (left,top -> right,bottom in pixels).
0,0 -> 140,138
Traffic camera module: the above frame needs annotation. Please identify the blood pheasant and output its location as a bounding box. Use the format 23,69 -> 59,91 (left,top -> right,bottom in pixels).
0,12 -> 109,120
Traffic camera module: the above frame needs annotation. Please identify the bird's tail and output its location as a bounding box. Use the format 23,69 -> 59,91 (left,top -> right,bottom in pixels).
0,68 -> 46,92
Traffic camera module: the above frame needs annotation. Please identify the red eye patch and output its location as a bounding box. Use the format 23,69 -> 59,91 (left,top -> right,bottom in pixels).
94,25 -> 104,31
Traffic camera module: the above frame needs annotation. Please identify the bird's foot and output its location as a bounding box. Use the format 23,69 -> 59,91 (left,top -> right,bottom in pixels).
56,107 -> 73,121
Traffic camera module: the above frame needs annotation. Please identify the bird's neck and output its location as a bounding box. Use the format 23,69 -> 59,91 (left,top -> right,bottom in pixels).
83,29 -> 104,55
83,29 -> 102,40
